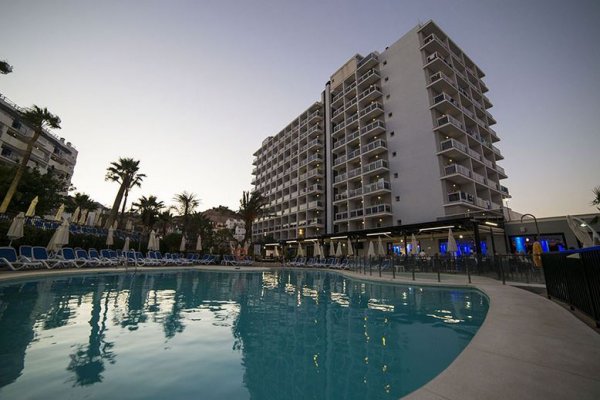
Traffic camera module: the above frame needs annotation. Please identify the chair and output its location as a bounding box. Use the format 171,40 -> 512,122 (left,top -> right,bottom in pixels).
100,249 -> 120,265
0,246 -> 44,270
32,246 -> 69,269
19,245 -> 35,261
75,249 -> 99,267
57,247 -> 88,268
90,248 -> 118,266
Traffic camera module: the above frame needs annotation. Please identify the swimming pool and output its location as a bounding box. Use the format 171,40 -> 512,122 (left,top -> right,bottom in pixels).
0,270 -> 488,399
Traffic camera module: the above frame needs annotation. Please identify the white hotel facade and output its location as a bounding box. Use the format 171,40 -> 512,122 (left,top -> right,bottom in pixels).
0,93 -> 77,189
252,21 -> 509,243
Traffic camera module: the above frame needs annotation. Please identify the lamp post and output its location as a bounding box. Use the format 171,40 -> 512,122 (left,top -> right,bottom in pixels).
520,213 -> 540,242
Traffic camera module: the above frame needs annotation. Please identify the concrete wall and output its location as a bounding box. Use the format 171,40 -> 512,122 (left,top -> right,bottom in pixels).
380,27 -> 445,225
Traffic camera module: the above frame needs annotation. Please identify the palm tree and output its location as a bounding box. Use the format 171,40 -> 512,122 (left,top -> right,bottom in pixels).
173,191 -> 200,235
591,186 -> 600,224
0,106 -> 61,213
0,60 -> 13,75
70,192 -> 98,212
158,208 -> 176,237
119,172 -> 145,226
238,190 -> 268,245
131,195 -> 164,231
104,158 -> 144,228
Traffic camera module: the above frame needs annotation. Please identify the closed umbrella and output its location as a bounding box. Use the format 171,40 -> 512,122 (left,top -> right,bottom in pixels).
313,242 -> 320,258
329,241 -> 335,257
7,212 -> 25,246
93,212 -> 103,227
179,235 -> 187,252
54,203 -> 65,222
123,237 -> 130,252
411,234 -> 418,255
106,226 -> 114,247
298,243 -> 305,257
447,228 -> 458,255
367,241 -> 375,258
71,207 -> 80,223
196,235 -> 203,251
347,238 -> 354,257
243,240 -> 250,255
25,196 -> 38,217
274,245 -> 280,258
335,241 -> 343,258
47,219 -> 69,252
78,209 -> 88,225
86,212 -> 96,226
148,230 -> 157,251
126,220 -> 133,231
377,236 -> 386,257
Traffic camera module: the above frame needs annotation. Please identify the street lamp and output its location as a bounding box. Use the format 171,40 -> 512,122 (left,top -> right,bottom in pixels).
520,213 -> 540,242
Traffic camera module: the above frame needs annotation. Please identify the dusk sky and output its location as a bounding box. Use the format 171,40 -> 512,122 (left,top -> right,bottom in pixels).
1,0 -> 599,217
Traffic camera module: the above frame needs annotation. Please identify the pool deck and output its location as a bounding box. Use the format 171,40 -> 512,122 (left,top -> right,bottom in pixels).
1,264 -> 599,399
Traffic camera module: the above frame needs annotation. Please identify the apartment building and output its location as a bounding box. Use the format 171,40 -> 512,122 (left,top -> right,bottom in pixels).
0,93 -> 78,189
252,20 -> 509,242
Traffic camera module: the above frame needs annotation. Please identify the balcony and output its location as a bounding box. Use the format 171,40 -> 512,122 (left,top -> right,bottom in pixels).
492,144 -> 503,159
424,52 -> 453,76
365,204 -> 392,215
332,123 -> 345,136
346,130 -> 360,144
443,164 -> 472,183
358,85 -> 383,104
308,111 -> 322,123
360,120 -> 386,137
307,200 -> 323,210
334,191 -> 348,202
348,187 -> 363,199
347,148 -> 361,161
359,102 -> 384,121
362,159 -> 388,175
357,52 -> 379,70
335,211 -> 348,221
346,97 -> 358,113
446,191 -> 474,205
472,171 -> 486,185
346,113 -> 359,129
361,139 -> 386,156
431,92 -> 460,114
347,166 -> 362,180
500,185 -> 510,198
357,69 -> 380,88
300,184 -> 323,195
307,124 -> 322,137
495,164 -> 507,177
348,207 -> 364,219
331,91 -> 344,107
435,114 -> 464,138
332,107 -> 345,123
421,33 -> 449,55
333,155 -> 347,166
428,71 -> 456,94
437,138 -> 467,158
363,179 -> 390,195
334,172 -> 347,184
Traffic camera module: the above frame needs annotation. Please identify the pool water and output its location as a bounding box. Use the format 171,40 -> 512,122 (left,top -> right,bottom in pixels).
0,270 -> 488,399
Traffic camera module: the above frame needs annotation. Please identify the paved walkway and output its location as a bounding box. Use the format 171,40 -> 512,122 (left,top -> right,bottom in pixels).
1,264 -> 599,399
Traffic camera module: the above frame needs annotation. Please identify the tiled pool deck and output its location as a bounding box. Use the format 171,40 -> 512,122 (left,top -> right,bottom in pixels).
1,264 -> 599,400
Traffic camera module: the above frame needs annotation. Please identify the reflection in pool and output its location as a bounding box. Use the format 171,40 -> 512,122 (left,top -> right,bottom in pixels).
0,270 -> 488,399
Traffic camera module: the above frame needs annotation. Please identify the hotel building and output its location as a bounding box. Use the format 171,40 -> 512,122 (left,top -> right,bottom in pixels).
0,93 -> 77,189
252,21 -> 509,243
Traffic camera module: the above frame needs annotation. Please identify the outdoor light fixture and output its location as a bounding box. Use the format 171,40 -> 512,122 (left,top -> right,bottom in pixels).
366,232 -> 392,236
484,221 -> 498,227
286,240 -> 298,244
418,225 -> 454,232
330,236 -> 348,240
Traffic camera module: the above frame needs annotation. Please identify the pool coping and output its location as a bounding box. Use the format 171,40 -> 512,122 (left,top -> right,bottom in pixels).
1,264 -> 599,399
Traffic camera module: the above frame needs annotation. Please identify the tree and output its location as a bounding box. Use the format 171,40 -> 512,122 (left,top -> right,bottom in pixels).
131,195 -> 164,231
0,106 -> 61,213
104,158 -> 144,229
591,186 -> 600,224
0,164 -> 66,215
173,191 -> 200,235
0,60 -> 12,75
69,192 -> 98,212
157,209 -> 176,237
119,173 -> 145,226
238,190 -> 267,245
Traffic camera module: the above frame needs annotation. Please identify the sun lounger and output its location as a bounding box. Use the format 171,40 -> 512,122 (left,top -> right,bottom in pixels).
32,246 -> 70,269
0,246 -> 44,270
75,249 -> 100,267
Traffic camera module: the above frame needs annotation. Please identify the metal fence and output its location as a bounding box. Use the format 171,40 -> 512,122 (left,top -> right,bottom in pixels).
542,246 -> 600,327
285,253 -> 544,285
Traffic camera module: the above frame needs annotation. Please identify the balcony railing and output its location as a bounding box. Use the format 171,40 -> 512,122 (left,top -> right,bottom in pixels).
362,159 -> 388,173
363,179 -> 390,194
358,85 -> 382,101
362,139 -> 386,153
437,114 -> 464,131
357,52 -> 378,69
439,138 -> 466,153
357,69 -> 380,86
360,120 -> 386,135
444,163 -> 471,178
447,191 -> 474,204
359,102 -> 384,118
365,204 -> 392,215
433,93 -> 459,109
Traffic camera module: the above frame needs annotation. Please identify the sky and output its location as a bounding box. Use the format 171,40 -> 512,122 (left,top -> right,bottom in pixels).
1,0 -> 599,218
